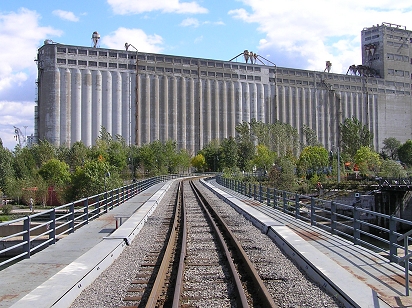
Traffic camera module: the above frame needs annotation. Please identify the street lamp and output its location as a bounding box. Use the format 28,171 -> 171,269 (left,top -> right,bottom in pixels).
332,146 -> 341,183
125,43 -> 139,146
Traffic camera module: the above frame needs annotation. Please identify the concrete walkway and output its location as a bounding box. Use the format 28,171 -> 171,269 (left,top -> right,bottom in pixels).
0,181 -> 173,308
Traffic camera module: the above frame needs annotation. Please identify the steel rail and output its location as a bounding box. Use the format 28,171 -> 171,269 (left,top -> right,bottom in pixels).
189,180 -> 250,308
172,180 -> 187,308
192,181 -> 278,308
145,181 -> 183,308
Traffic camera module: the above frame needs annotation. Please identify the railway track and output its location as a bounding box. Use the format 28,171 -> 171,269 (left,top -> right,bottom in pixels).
121,179 -> 277,307
71,178 -> 343,308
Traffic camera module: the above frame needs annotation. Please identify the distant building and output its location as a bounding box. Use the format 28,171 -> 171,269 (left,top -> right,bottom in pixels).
35,23 -> 412,154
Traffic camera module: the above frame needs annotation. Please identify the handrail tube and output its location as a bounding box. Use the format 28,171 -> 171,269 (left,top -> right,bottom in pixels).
216,175 -> 412,296
0,230 -> 28,241
30,220 -> 53,232
0,252 -> 28,267
0,175 -> 178,269
30,238 -> 54,253
31,229 -> 53,242
0,241 -> 27,254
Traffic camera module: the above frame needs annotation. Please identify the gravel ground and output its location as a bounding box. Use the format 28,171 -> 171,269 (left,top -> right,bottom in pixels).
70,181 -> 179,308
70,179 -> 346,307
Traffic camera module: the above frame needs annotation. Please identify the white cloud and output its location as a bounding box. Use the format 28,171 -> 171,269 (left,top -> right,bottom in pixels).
107,0 -> 208,14
101,28 -> 164,53
0,8 -> 61,149
229,0 -> 412,73
180,18 -> 225,28
52,9 -> 79,22
0,9 -> 62,92
0,100 -> 36,150
180,18 -> 200,27
194,36 -> 203,44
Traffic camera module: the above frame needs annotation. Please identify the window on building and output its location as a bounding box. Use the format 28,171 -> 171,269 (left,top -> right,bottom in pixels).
68,59 -> 76,65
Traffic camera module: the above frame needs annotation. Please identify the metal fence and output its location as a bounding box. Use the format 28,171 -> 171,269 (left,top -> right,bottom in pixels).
216,175 -> 412,294
0,175 -> 177,269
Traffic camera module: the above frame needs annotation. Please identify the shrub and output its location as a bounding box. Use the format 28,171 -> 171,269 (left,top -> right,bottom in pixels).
0,204 -> 13,215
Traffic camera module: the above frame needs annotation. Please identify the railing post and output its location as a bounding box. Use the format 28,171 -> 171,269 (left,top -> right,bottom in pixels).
248,183 -> 251,198
331,201 -> 337,235
95,195 -> 100,216
295,193 -> 299,219
389,215 -> 398,262
23,216 -> 31,258
403,237 -> 410,296
353,205 -> 360,245
259,183 -> 262,202
283,191 -> 287,213
254,184 -> 257,200
267,187 -> 271,206
84,198 -> 89,224
273,189 -> 277,208
69,202 -> 75,233
49,209 -> 56,244
310,197 -> 316,226
104,191 -> 108,213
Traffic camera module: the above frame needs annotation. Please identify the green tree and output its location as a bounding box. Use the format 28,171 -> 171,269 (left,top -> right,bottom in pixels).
302,125 -> 320,147
31,140 -> 57,168
67,141 -> 90,170
398,140 -> 412,167
38,159 -> 71,203
136,143 -> 156,175
0,143 -> 15,192
176,149 -> 192,173
220,137 -> 239,170
67,159 -> 122,201
200,140 -> 221,172
297,146 -> 329,178
382,137 -> 401,160
340,116 -> 373,159
268,156 -> 297,191
13,146 -> 37,180
235,122 -> 255,171
191,153 -> 207,172
354,146 -> 382,177
379,160 -> 407,178
252,144 -> 276,173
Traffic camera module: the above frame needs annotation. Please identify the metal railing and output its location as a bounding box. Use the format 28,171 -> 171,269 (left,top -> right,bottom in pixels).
216,175 -> 412,295
0,175 -> 178,269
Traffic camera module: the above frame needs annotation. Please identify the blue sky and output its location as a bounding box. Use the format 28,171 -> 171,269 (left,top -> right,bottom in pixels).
1,0 -> 412,150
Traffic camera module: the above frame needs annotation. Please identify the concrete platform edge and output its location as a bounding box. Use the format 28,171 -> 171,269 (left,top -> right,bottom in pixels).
10,180 -> 175,308
201,179 -> 390,308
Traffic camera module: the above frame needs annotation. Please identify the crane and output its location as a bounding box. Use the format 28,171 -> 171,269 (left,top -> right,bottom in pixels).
14,126 -> 27,147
